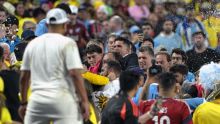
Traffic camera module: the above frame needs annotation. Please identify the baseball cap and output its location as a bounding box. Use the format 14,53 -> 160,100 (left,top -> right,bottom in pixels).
69,5 -> 78,14
14,42 -> 28,61
129,25 -> 141,34
21,30 -> 36,41
46,8 -> 70,24
4,16 -> 19,26
3,2 -> 15,15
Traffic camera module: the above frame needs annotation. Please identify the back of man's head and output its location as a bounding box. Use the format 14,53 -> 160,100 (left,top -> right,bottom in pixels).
157,72 -> 177,92
107,60 -> 122,74
56,3 -> 72,15
119,70 -> 141,93
170,64 -> 188,76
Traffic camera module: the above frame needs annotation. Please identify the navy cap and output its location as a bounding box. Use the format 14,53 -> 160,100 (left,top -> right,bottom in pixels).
21,30 -> 36,41
14,42 -> 28,61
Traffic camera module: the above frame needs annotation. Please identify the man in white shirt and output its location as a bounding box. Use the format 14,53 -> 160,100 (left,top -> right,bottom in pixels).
18,8 -> 89,124
93,60 -> 121,111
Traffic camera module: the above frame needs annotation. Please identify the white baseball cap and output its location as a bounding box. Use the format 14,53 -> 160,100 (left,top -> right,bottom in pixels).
69,5 -> 78,14
46,8 -> 70,24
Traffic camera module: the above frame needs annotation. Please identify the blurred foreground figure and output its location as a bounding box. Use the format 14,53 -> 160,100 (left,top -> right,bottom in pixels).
19,8 -> 89,124
193,63 -> 220,124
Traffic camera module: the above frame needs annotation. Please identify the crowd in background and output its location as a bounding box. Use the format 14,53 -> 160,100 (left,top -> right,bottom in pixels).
0,0 -> 220,124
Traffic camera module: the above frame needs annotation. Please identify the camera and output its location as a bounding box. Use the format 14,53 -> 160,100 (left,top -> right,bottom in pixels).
149,59 -> 162,76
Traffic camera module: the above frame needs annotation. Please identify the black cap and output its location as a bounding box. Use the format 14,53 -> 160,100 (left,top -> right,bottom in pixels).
4,16 -> 19,26
21,30 -> 36,41
56,3 -> 72,14
14,42 -> 28,61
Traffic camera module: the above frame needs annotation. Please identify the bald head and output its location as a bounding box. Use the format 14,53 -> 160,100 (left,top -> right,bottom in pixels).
109,15 -> 123,32
0,43 -> 10,61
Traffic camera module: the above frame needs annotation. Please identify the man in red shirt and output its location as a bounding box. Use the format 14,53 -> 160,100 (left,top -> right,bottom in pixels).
139,72 -> 192,124
66,6 -> 89,57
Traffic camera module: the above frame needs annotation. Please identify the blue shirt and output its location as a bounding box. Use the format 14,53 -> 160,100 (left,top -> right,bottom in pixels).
148,83 -> 159,99
176,19 -> 206,50
0,36 -> 21,53
132,87 -> 143,105
154,32 -> 183,53
186,72 -> 195,83
185,98 -> 205,110
35,19 -> 48,36
146,83 -> 205,111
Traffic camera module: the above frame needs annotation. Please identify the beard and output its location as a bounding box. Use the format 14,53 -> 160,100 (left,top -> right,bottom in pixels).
164,29 -> 172,34
195,42 -> 204,49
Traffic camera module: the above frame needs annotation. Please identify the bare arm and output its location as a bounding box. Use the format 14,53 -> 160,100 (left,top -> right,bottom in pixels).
69,69 -> 88,102
138,112 -> 152,124
19,70 -> 30,103
138,78 -> 150,104
69,69 -> 90,120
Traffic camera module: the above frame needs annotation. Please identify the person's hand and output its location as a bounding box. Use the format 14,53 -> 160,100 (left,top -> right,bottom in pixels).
18,105 -> 27,120
149,98 -> 162,116
138,33 -> 144,42
81,101 -> 90,121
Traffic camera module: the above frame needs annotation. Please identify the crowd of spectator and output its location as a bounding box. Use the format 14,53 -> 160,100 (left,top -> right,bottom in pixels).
0,0 -> 220,124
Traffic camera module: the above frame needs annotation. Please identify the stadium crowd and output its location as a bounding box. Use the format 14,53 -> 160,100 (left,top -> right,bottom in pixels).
0,0 -> 220,124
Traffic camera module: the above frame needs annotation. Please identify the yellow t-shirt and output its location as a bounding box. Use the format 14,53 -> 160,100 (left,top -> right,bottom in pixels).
0,107 -> 12,124
203,16 -> 220,48
18,18 -> 36,37
54,0 -> 79,7
193,99 -> 220,124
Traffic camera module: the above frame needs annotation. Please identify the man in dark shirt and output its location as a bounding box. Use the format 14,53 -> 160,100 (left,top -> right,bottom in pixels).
113,37 -> 139,70
187,31 -> 220,73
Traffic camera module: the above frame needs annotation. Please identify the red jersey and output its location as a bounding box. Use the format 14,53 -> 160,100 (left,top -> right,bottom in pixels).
139,98 -> 192,124
66,21 -> 89,48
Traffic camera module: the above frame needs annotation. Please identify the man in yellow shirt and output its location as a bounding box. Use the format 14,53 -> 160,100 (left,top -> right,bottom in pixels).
193,63 -> 220,124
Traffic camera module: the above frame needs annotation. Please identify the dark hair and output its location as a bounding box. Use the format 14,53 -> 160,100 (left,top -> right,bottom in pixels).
119,70 -> 141,92
149,59 -> 162,76
170,64 -> 188,75
157,72 -> 177,91
106,60 -> 122,74
85,44 -> 102,54
33,7 -> 46,17
139,46 -> 154,57
171,48 -> 187,63
89,38 -> 104,47
56,3 -> 72,14
108,52 -> 123,61
120,31 -> 131,40
114,37 -> 131,48
156,51 -> 171,62
163,18 -> 174,26
142,37 -> 154,47
142,22 -> 153,29
4,16 -> 19,26
192,31 -> 206,38
108,33 -> 117,40
0,46 -> 3,61
0,6 -> 6,14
